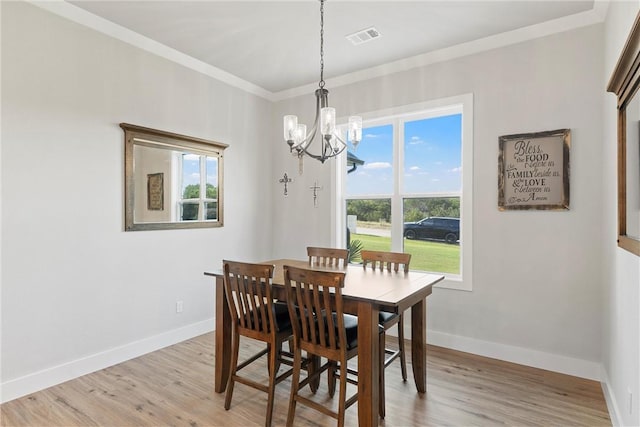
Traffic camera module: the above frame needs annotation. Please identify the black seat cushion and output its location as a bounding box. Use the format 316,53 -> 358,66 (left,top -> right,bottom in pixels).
278,302 -> 382,350
273,300 -> 293,332
378,311 -> 399,325
338,313 -> 359,350
332,313 -> 384,350
239,301 -> 292,333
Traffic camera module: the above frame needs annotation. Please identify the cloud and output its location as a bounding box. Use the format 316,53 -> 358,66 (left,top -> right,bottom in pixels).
409,166 -> 420,171
432,178 -> 440,182
449,166 -> 462,173
408,136 -> 424,145
363,162 -> 392,170
183,154 -> 200,161
364,133 -> 381,138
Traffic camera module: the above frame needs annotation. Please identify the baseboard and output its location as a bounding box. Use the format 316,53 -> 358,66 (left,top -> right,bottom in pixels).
427,329 -> 602,381
1,321 -> 611,411
0,318 -> 215,404
600,367 -> 623,426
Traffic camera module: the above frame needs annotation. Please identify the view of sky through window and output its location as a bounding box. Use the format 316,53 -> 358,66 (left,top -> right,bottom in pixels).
347,114 -> 461,195
404,114 -> 461,194
181,153 -> 218,194
347,124 -> 393,195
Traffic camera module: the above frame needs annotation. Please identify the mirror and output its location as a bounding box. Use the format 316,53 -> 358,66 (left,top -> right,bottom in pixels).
608,12 -> 640,256
121,123 -> 227,231
624,93 -> 640,240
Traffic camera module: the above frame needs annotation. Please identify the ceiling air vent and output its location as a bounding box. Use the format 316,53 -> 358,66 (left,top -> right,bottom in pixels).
346,27 -> 381,46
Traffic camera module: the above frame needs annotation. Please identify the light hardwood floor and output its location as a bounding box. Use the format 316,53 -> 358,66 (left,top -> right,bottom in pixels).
1,332 -> 611,426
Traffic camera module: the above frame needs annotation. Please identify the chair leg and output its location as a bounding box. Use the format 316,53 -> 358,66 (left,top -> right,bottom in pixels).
337,358 -> 348,427
398,314 -> 407,381
309,355 -> 320,394
265,343 -> 278,427
379,333 -> 385,418
286,347 -> 302,427
328,361 -> 337,397
224,329 -> 240,410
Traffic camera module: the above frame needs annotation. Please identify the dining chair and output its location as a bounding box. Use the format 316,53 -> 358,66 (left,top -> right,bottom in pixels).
283,265 -> 359,427
360,249 -> 412,418
307,246 -> 349,268
222,260 -> 296,427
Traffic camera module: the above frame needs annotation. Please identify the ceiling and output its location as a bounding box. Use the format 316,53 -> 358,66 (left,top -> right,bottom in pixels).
64,1 -> 601,97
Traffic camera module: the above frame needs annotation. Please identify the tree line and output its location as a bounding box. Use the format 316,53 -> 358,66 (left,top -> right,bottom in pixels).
347,197 -> 459,223
182,184 -> 217,199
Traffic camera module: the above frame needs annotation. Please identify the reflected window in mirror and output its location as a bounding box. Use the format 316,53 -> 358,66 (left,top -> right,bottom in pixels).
122,123 -> 228,231
179,153 -> 219,221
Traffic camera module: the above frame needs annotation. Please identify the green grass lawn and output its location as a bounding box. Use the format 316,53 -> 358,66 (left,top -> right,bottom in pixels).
351,233 -> 460,274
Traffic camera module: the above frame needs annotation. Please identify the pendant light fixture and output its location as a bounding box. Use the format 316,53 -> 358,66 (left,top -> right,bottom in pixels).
283,0 -> 362,172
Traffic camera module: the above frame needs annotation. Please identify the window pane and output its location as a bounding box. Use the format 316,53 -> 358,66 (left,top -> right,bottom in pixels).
205,201 -> 217,220
346,198 -> 391,261
181,202 -> 199,221
403,114 -> 461,193
403,197 -> 460,274
347,124 -> 393,196
182,153 -> 200,198
205,156 -> 218,199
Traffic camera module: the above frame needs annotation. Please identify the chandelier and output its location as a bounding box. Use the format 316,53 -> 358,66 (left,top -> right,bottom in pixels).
283,0 -> 362,169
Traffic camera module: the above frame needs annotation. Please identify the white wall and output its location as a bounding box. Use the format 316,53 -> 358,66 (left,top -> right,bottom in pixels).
0,1 -> 274,401
603,2 -> 640,426
3,2 -> 638,423
273,24 -> 606,379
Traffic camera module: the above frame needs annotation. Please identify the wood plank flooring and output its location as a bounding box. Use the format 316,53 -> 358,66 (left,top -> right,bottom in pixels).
1,332 -> 611,426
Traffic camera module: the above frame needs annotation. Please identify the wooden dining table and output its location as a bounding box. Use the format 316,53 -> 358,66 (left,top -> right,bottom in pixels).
204,259 -> 443,426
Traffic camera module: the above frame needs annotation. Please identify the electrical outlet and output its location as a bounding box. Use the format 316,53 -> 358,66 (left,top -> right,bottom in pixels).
176,301 -> 184,313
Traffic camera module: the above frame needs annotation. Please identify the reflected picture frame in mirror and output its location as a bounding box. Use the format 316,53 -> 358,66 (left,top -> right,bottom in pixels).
121,123 -> 228,231
607,11 -> 640,257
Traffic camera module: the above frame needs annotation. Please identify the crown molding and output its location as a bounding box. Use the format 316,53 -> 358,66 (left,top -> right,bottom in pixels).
273,1 -> 610,101
27,0 -> 274,100
29,0 -> 609,103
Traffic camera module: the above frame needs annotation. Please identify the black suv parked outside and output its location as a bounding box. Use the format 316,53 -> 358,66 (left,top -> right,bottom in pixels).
403,217 -> 459,243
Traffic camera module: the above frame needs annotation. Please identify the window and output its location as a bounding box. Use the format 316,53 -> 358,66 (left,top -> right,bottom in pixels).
336,94 -> 473,290
179,154 -> 219,221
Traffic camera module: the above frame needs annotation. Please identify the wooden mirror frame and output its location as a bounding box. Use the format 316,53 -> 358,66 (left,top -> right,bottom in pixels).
121,123 -> 228,231
608,12 -> 640,257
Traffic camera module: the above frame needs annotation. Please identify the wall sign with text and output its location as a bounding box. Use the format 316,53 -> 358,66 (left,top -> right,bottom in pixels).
498,129 -> 570,211
147,172 -> 164,211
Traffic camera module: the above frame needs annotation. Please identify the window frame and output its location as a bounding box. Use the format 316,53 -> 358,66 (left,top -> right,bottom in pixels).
334,94 -> 473,291
177,154 -> 219,221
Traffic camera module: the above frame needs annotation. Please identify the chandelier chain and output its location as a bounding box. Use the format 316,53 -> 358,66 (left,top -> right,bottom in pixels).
319,0 -> 325,89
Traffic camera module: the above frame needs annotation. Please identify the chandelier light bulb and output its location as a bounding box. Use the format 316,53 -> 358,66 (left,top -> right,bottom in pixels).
320,107 -> 336,136
295,123 -> 307,146
348,116 -> 362,148
284,115 -> 298,143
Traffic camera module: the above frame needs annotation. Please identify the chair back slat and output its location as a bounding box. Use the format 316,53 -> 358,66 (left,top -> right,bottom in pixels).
223,260 -> 276,334
361,250 -> 411,273
307,247 -> 349,268
284,265 -> 346,352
